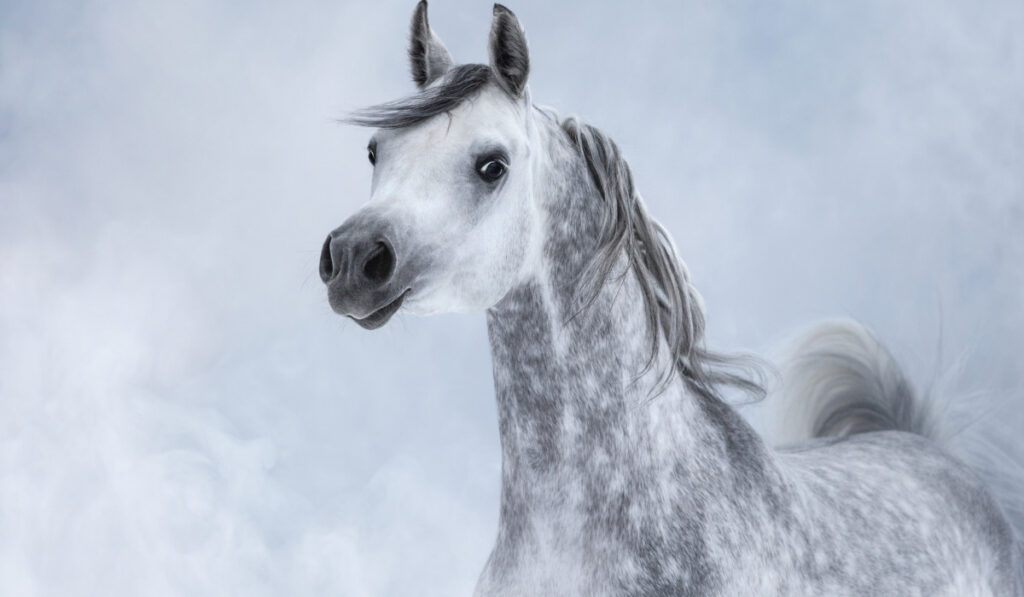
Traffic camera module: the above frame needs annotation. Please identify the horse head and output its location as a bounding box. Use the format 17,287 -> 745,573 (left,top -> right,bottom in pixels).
320,2 -> 539,329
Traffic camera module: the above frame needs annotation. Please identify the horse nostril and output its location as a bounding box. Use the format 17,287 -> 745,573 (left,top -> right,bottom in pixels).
319,235 -> 335,283
362,241 -> 395,285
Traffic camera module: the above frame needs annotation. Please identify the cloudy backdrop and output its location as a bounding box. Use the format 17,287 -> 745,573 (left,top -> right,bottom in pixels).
1,0 -> 1022,595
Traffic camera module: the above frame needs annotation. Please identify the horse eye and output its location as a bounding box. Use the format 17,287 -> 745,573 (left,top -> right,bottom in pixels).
367,146 -> 377,166
478,159 -> 507,183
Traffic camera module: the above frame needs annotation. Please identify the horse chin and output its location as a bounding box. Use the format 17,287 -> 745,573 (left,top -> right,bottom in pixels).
348,289 -> 409,330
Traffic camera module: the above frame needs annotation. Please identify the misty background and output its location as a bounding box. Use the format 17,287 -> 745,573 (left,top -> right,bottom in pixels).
1,0 -> 1022,595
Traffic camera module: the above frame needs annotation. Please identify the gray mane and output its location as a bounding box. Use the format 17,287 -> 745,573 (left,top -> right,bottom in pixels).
558,118 -> 765,402
347,65 -> 764,401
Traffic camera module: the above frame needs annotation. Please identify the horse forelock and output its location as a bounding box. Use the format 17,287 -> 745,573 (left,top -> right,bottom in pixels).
558,117 -> 766,402
345,63 -> 493,129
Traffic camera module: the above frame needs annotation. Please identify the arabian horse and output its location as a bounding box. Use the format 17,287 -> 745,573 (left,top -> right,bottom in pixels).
318,3 -> 1024,594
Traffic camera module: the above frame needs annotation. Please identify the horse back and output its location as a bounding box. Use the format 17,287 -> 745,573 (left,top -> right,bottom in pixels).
773,431 -> 1023,595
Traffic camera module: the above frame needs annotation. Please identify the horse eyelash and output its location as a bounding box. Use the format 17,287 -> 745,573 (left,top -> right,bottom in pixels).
475,150 -> 509,168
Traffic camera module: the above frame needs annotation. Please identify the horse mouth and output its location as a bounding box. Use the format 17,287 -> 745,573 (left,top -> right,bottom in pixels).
350,289 -> 410,330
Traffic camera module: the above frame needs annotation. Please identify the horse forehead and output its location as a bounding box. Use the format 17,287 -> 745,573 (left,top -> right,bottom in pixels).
387,87 -> 525,154
449,86 -> 525,136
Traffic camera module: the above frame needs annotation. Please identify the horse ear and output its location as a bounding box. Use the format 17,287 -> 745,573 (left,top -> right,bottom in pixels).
488,4 -> 530,98
409,0 -> 453,88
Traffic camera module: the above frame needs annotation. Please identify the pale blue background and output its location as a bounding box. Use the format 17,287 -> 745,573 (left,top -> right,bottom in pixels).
1,1 -> 1022,595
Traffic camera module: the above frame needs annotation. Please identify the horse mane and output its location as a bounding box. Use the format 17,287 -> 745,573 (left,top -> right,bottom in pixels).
559,117 -> 766,402
346,64 -> 764,402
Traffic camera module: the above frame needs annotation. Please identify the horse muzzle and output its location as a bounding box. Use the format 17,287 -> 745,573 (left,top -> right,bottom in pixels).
320,213 -> 409,329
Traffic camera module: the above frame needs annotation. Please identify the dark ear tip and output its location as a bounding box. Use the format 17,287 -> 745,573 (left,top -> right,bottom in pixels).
413,0 -> 429,25
493,3 -> 512,16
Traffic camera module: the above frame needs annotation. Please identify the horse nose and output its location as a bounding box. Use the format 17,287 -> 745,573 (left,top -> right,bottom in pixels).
319,235 -> 336,283
360,240 -> 395,286
319,233 -> 396,288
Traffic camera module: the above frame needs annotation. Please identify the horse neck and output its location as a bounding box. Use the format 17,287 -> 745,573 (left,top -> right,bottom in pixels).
485,117 -> 780,542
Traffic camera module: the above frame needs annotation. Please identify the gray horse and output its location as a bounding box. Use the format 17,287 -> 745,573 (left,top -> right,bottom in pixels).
319,3 -> 1024,594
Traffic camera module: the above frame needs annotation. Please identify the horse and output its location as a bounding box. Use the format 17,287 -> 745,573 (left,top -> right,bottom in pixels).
318,3 -> 1024,594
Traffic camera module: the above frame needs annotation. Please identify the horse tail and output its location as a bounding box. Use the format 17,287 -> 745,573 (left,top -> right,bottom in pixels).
772,318 -> 1024,552
773,319 -> 937,440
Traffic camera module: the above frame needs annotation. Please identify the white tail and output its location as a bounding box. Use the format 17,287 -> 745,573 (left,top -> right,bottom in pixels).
772,319 -> 1024,552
